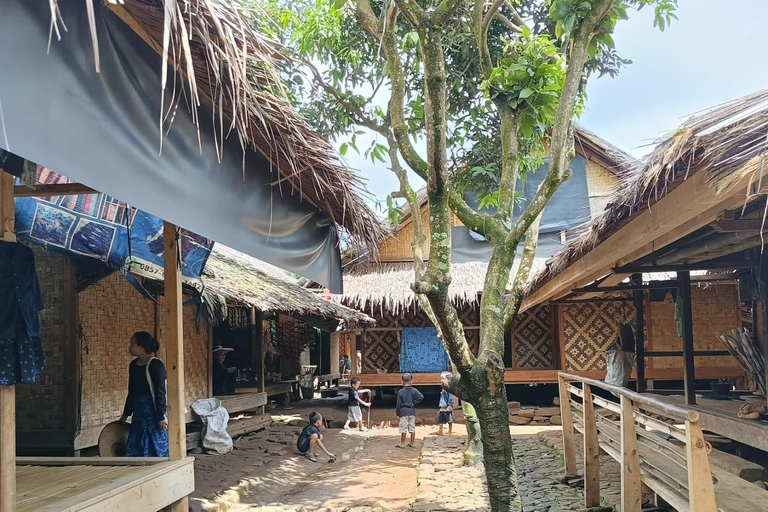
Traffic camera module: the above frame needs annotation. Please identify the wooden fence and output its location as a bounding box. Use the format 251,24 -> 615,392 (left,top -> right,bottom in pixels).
557,372 -> 768,511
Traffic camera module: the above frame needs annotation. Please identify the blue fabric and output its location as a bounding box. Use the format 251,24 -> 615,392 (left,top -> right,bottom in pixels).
13,167 -> 213,292
399,327 -> 450,373
439,390 -> 454,409
0,242 -> 44,339
126,394 -> 169,457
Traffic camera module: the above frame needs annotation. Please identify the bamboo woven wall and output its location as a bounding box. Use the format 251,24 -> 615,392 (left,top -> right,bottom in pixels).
648,284 -> 741,369
378,207 -> 431,261
512,305 -> 555,368
79,273 -> 210,430
585,160 -> 618,218
15,245 -> 68,431
564,301 -> 636,371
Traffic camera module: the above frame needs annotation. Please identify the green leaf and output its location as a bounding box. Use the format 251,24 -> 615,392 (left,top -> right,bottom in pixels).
339,143 -> 348,156
519,88 -> 535,99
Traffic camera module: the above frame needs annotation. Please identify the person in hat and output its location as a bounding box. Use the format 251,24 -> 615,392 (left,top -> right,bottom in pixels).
212,345 -> 236,396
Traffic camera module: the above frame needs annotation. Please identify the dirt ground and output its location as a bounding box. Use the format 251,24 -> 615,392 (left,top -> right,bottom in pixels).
191,402 -> 435,511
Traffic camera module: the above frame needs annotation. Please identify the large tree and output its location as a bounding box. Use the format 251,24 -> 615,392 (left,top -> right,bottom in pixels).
257,0 -> 675,509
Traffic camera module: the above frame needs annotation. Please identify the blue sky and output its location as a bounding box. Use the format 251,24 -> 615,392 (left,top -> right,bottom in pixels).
337,1 -> 768,213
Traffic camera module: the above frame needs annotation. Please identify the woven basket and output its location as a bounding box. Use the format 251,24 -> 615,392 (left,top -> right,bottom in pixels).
98,421 -> 130,457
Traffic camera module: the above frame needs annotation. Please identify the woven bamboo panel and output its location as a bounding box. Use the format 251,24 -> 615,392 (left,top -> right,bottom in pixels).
79,273 -> 210,430
16,246 -> 68,431
339,332 -> 351,359
363,330 -> 400,373
564,302 -> 635,371
585,161 -> 618,218
513,305 -> 554,368
278,320 -> 310,376
648,284 -> 741,369
378,208 -> 431,261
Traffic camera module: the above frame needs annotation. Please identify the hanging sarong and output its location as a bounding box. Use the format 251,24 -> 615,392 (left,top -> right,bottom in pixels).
125,394 -> 169,457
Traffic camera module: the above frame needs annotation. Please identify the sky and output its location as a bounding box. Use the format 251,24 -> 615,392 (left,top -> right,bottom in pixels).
335,0 -> 768,214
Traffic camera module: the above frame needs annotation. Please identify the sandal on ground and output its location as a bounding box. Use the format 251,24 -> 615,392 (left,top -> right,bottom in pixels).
395,444 -> 404,448
304,453 -> 318,462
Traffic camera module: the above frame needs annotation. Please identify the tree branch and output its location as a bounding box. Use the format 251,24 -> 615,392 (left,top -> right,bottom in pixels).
355,0 -> 429,180
442,372 -> 472,402
304,60 -> 388,135
482,0 -> 507,34
434,0 -> 463,24
393,0 -> 423,28
492,13 -> 522,33
449,190 -> 504,243
503,211 -> 541,327
494,106 -> 519,227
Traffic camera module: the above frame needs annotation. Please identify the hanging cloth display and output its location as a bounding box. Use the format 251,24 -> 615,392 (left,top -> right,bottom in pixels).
674,295 -> 684,338
0,241 -> 46,385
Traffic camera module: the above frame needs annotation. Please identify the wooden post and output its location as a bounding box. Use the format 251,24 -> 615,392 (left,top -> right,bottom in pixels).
677,271 -> 697,405
582,384 -> 600,507
620,395 -> 642,512
0,169 -> 16,512
632,275 -> 646,393
251,308 -> 265,394
350,331 -> 358,376
685,413 -> 718,511
557,375 -> 577,476
62,258 -> 81,451
163,222 -> 188,512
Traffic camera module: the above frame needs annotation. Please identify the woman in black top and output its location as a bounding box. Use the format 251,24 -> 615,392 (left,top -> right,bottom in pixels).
119,331 -> 169,457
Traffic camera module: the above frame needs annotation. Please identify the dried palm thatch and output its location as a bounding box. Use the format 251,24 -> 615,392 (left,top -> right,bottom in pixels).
203,245 -> 373,326
527,89 -> 768,295
46,0 -> 380,250
339,259 -> 547,314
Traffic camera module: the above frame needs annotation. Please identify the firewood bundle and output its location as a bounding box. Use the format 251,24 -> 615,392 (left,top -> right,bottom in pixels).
716,328 -> 766,397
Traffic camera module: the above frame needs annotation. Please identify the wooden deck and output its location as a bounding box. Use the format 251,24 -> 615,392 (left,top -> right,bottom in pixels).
354,367 -> 745,387
651,394 -> 768,454
16,457 -> 194,512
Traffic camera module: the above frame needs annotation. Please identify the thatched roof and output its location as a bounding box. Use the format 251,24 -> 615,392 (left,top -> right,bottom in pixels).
52,0 -> 380,250
204,245 -> 373,326
526,89 -> 768,295
338,259 -> 547,314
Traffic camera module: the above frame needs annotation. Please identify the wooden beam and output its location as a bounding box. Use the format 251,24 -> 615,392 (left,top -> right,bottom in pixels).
551,297 -> 633,305
252,309 -> 265,394
13,183 -> 97,197
350,332 -> 358,377
63,258 -> 81,444
710,219 -> 766,232
620,396 -> 642,512
558,375 -> 578,476
574,280 -> 678,294
632,276 -> 646,393
645,350 -> 730,357
522,170 -> 757,310
0,169 -> 16,512
163,222 -> 188,512
582,384 -> 600,507
678,271 -> 696,406
614,257 -> 758,274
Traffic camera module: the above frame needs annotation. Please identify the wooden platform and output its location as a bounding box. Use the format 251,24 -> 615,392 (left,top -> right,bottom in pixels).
16,457 -> 194,512
354,367 -> 745,387
651,394 -> 768,454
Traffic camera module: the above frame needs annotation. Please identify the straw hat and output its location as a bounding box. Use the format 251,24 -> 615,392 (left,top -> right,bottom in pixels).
98,421 -> 131,457
212,345 -> 235,353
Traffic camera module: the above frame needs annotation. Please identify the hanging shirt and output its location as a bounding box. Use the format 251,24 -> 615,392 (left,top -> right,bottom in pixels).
0,242 -> 44,339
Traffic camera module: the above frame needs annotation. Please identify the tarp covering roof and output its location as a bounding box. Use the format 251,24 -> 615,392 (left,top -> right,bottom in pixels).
0,1 -> 380,292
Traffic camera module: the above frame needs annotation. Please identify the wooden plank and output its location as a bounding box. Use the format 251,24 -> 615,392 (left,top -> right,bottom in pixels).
13,183 -> 96,197
163,222 -> 188,512
678,271 -> 697,405
620,396 -> 642,512
522,170 -> 755,310
685,416 -> 719,512
264,383 -> 292,396
558,375 -> 578,475
252,309 -> 265,393
582,384 -> 600,507
62,257 -> 81,442
0,169 -> 16,512
632,276 -> 646,393
30,459 -> 194,512
216,392 -> 267,414
16,457 -> 166,467
350,332 -> 358,376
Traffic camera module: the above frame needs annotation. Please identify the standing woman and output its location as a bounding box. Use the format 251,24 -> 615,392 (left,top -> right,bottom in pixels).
119,331 -> 169,457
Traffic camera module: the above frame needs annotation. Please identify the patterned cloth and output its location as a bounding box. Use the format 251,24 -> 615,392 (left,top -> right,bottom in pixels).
0,320 -> 45,386
399,327 -> 450,373
125,394 -> 168,457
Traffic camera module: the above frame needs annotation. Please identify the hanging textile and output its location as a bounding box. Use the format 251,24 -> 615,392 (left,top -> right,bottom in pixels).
400,327 -> 450,373
0,241 -> 46,385
675,295 -> 684,337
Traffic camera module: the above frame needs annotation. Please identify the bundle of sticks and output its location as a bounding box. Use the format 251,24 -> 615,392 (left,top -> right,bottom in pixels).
716,328 -> 766,397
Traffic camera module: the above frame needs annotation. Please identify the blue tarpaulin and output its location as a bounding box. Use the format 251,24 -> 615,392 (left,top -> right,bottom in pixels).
399,327 -> 451,373
14,166 -> 212,289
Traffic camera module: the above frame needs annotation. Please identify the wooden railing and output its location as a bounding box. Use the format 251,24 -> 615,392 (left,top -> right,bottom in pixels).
558,372 -> 718,512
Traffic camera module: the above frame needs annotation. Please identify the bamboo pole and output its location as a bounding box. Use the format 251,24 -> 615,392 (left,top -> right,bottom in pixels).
582,384 -> 600,507
0,170 -> 15,511
678,271 -> 697,405
558,374 -> 577,475
163,222 -> 188,512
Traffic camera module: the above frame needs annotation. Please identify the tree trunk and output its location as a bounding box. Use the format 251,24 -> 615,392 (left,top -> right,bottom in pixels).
462,401 -> 484,466
475,380 -> 522,512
